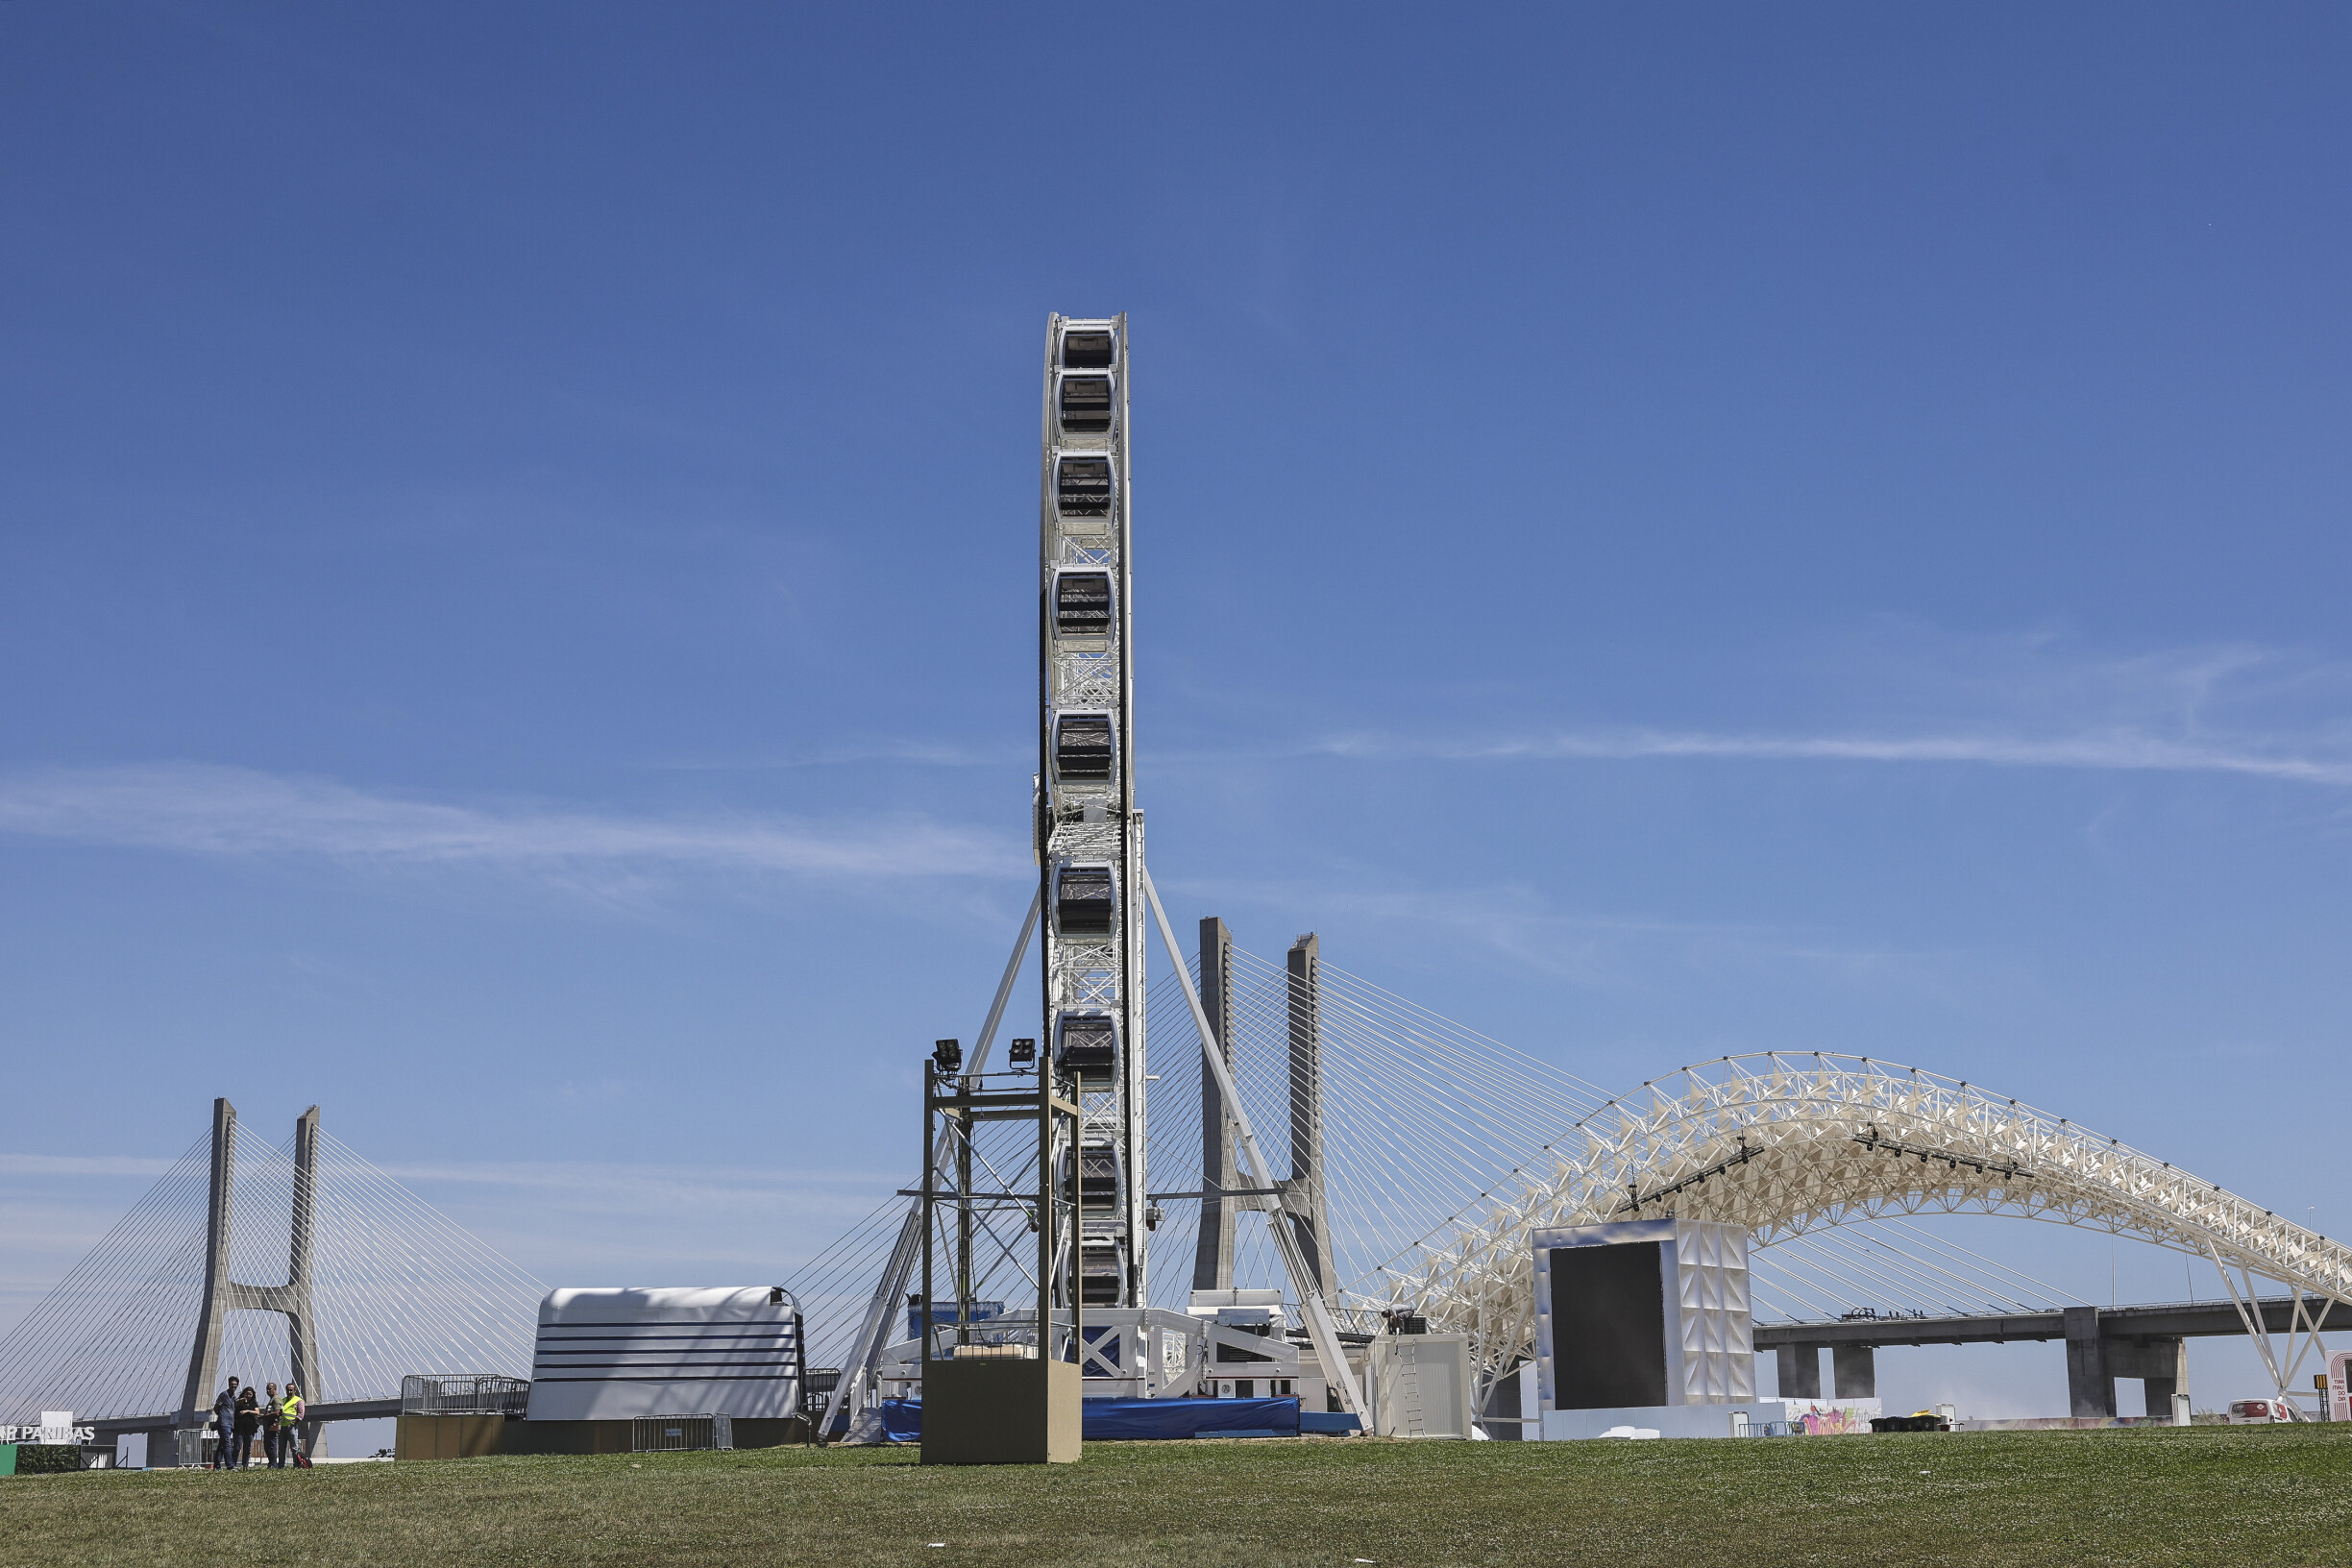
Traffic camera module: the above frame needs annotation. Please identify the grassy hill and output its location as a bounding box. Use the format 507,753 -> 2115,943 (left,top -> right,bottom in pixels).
7,1426 -> 2349,1567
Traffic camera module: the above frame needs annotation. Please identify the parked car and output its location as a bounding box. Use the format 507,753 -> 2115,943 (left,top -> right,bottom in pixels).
2226,1398 -> 2296,1424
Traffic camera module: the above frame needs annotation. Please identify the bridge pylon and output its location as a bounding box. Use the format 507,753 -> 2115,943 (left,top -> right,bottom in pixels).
176,1099 -> 322,1431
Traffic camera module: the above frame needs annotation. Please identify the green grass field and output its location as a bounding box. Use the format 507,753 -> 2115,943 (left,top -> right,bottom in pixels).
6,1427 -> 2350,1568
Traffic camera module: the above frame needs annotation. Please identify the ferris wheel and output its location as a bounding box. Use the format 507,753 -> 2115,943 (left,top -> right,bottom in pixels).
1036,315 -> 1148,1311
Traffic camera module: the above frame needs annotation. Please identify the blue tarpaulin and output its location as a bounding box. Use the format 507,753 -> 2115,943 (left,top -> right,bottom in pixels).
1088,1396 -> 1299,1440
870,1396 -> 1303,1444
873,1400 -> 923,1443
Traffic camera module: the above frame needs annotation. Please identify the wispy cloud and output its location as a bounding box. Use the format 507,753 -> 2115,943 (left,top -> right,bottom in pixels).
0,763 -> 1026,882
0,1155 -> 179,1179
1284,632 -> 2352,786
359,1156 -> 894,1208
1307,727 -> 2352,785
0,1155 -> 905,1309
653,739 -> 1025,772
1161,873 -> 1992,1000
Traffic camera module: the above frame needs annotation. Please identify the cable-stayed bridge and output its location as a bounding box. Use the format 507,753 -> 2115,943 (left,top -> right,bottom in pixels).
0,1100 -> 542,1447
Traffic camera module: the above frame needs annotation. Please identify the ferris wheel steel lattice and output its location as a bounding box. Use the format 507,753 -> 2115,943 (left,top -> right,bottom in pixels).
1038,315 -> 1147,1311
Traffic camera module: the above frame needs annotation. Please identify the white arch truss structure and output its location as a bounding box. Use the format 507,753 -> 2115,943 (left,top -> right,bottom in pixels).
1379,1053 -> 2352,1379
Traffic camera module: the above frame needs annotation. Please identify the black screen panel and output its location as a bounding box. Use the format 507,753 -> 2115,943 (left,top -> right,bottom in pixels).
1548,1241 -> 1668,1409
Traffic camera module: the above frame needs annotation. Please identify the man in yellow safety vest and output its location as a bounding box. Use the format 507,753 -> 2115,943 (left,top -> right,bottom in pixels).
280,1385 -> 307,1469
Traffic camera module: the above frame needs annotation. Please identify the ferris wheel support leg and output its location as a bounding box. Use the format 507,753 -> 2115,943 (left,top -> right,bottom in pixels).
1140,866 -> 1362,1415
817,1206 -> 921,1443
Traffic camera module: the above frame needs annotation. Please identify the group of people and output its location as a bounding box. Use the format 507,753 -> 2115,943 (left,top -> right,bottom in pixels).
207,1376 -> 309,1470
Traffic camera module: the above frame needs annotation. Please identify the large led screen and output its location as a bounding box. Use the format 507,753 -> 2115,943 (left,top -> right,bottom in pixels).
1546,1240 -> 1668,1409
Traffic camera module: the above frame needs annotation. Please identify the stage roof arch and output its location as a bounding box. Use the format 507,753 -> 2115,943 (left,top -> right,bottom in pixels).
1379,1053 -> 2352,1369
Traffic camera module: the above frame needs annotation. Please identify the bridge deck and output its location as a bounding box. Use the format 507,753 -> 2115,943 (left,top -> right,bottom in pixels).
85,1398 -> 403,1435
1755,1295 -> 2326,1348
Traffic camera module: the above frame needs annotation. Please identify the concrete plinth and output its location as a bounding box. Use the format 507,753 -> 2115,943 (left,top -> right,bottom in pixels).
919,1358 -> 1080,1464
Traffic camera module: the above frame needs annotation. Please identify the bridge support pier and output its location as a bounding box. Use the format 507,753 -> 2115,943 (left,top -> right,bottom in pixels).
2066,1306 -> 2115,1416
1776,1343 -> 1824,1399
1830,1343 -> 1875,1400
1753,1299 -> 2275,1425
2104,1333 -> 2188,1418
2066,1307 -> 2190,1418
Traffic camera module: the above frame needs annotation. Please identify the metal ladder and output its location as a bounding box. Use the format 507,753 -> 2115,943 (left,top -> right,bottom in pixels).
1393,1340 -> 1428,1437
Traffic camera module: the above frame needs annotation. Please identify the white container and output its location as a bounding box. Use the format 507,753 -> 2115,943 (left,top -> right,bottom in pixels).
526,1287 -> 801,1422
1366,1334 -> 1473,1438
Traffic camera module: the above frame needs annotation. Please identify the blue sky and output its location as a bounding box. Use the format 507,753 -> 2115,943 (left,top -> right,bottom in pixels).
4,3 -> 2348,1416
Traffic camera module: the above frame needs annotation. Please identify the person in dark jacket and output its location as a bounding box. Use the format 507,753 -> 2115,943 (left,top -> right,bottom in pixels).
260,1382 -> 282,1467
209,1378 -> 241,1469
232,1384 -> 260,1468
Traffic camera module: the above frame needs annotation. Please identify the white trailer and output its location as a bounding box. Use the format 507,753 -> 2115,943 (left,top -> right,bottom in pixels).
525,1287 -> 802,1422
